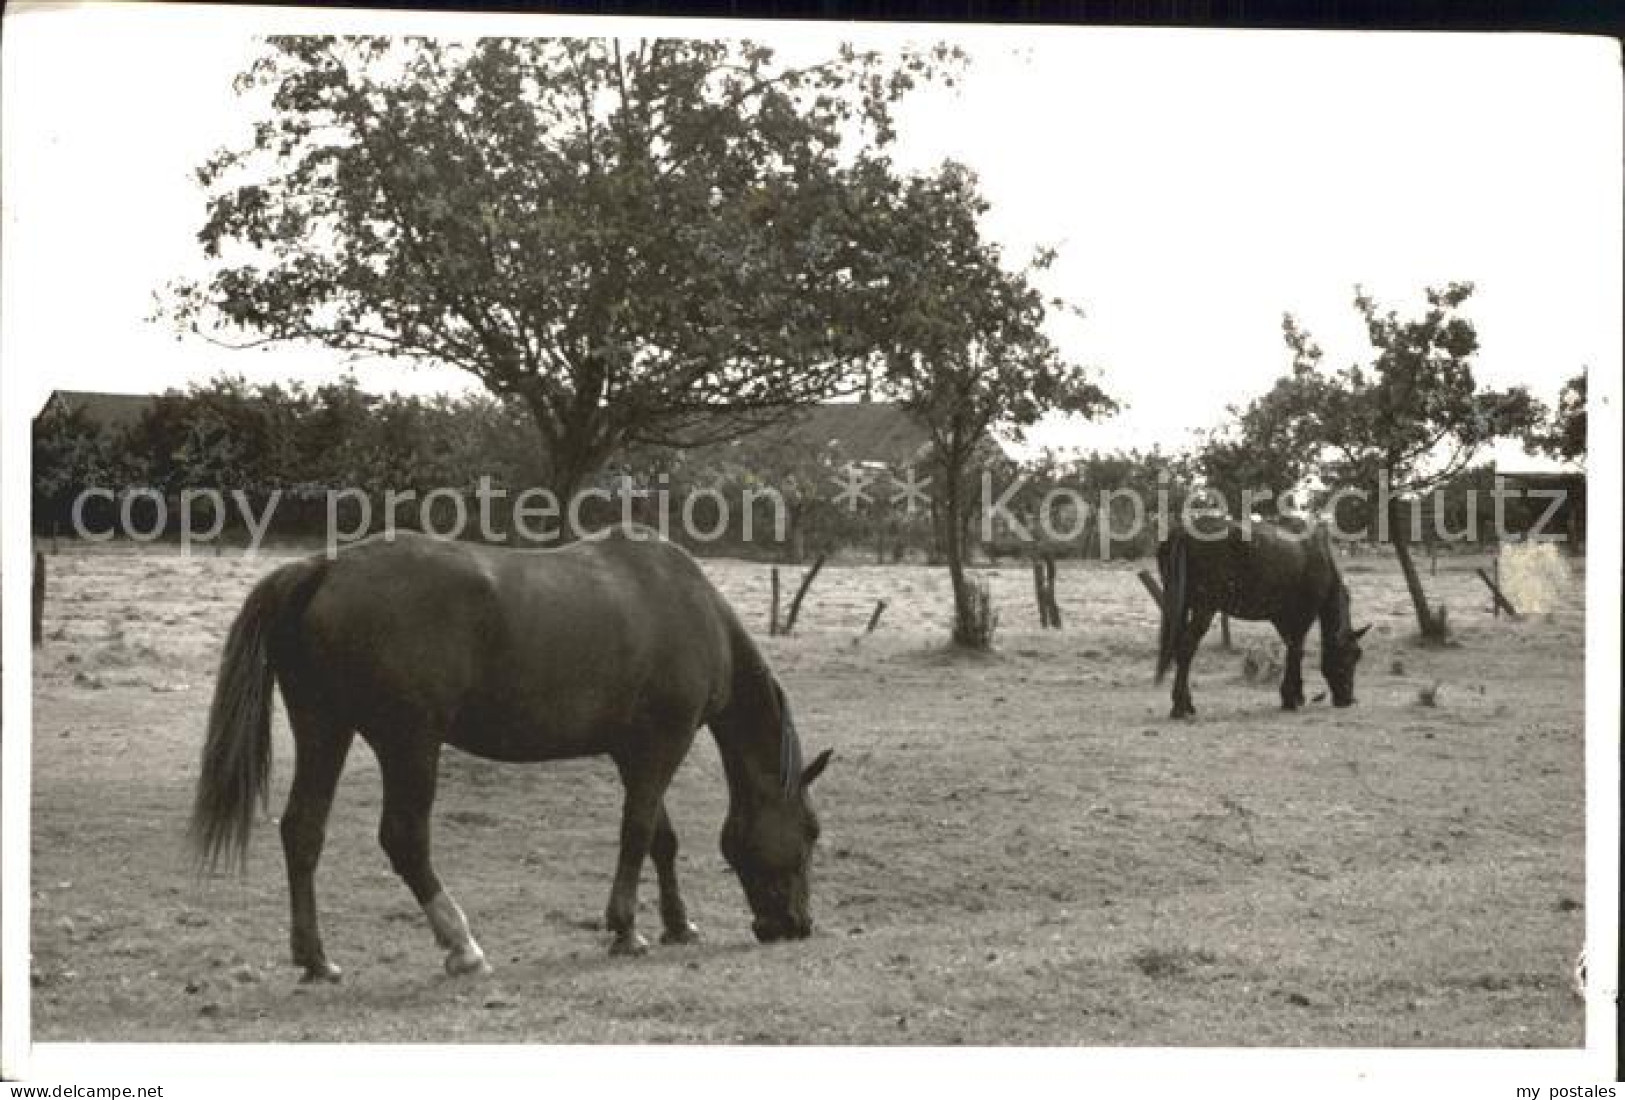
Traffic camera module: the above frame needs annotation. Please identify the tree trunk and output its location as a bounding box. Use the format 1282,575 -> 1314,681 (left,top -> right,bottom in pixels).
924,499 -> 942,566
1044,555 -> 1062,629
944,481 -> 975,644
516,391 -> 608,545
1390,497 -> 1445,640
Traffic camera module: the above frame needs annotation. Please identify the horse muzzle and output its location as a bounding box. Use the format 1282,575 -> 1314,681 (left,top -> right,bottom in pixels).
752,916 -> 812,944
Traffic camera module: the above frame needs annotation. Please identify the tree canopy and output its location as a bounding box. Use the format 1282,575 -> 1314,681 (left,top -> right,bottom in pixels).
1526,370 -> 1586,467
877,163 -> 1113,468
1194,377 -> 1317,519
169,35 -> 961,498
1277,283 -> 1541,497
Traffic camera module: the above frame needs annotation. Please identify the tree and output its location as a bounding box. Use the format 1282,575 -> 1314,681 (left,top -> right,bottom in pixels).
32,404 -> 125,541
1277,284 -> 1542,640
169,36 -> 960,507
1527,370 -> 1586,467
876,164 -> 1114,647
1195,376 -> 1317,522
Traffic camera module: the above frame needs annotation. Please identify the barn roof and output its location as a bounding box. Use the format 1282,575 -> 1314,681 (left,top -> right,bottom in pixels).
777,401 -> 936,467
38,390 -> 155,431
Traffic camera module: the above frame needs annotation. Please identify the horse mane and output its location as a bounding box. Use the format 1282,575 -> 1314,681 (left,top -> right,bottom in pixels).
721,601 -> 806,798
1319,531 -> 1355,640
772,679 -> 805,797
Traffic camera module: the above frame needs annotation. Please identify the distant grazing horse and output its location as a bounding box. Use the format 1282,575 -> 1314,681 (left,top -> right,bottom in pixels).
190,527 -> 832,981
1155,517 -> 1369,719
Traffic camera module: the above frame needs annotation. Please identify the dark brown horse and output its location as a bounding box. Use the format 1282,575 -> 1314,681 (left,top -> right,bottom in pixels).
189,527 -> 831,981
1155,517 -> 1369,719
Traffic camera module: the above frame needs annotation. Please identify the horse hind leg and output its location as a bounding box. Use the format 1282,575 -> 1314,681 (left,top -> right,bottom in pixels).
368,729 -> 491,977
651,802 -> 700,946
1170,608 -> 1214,719
280,703 -> 354,983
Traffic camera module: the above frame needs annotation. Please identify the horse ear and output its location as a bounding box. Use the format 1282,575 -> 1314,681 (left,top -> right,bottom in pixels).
1352,624 -> 1371,640
801,749 -> 833,788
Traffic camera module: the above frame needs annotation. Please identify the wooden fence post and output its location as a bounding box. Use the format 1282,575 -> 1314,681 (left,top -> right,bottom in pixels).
33,551 -> 47,647
1032,555 -> 1064,628
1042,554 -> 1062,629
1476,566 -> 1519,619
768,566 -> 782,636
1137,568 -> 1164,610
781,553 -> 827,635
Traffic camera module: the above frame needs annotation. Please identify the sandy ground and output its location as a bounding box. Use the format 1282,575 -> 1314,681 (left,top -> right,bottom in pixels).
29,542 -> 1586,1044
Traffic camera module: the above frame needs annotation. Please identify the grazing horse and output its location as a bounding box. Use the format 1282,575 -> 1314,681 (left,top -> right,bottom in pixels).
1154,517 -> 1369,719
189,527 -> 832,981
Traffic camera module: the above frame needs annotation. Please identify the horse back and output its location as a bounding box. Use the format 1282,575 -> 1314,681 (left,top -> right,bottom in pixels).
281,530 -> 736,759
1180,518 -> 1341,624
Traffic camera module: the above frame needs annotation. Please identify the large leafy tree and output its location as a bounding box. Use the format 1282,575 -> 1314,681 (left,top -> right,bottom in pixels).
169,36 -> 958,503
877,164 -> 1114,647
1527,370 -> 1587,467
1195,377 -> 1316,521
1277,284 -> 1541,639
32,404 -> 126,539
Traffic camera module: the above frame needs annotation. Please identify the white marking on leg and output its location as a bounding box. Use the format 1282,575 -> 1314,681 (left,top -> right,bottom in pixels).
422,890 -> 490,976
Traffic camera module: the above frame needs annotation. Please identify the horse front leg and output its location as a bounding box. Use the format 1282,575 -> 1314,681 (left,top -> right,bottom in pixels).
1275,624 -> 1308,710
651,802 -> 701,945
606,747 -> 687,957
1170,657 -> 1195,720
369,730 -> 491,977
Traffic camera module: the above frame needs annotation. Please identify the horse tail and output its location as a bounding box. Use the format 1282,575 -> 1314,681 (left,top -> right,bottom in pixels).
1155,529 -> 1188,683
188,557 -> 329,874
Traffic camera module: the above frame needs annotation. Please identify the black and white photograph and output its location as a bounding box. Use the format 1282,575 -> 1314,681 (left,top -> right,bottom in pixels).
2,2 -> 1619,1094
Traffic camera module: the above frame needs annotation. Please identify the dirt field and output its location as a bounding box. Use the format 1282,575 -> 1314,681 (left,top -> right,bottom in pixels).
29,541 -> 1587,1045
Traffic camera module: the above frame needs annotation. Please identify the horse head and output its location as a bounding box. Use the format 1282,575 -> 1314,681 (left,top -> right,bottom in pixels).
1322,623 -> 1371,706
721,748 -> 832,942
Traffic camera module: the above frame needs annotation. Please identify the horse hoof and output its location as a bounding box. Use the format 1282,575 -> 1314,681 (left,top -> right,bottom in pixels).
660,923 -> 701,946
609,932 -> 650,957
299,961 -> 343,984
444,947 -> 492,978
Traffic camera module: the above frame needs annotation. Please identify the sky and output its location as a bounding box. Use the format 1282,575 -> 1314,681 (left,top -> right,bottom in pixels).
3,4 -> 1620,465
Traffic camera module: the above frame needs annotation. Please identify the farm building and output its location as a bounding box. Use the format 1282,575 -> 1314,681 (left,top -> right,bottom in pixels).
1492,467 -> 1586,550
767,400 -> 936,468
34,389 -> 155,432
